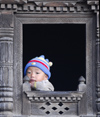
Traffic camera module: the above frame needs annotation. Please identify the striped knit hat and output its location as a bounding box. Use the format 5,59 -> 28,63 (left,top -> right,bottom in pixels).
24,55 -> 53,79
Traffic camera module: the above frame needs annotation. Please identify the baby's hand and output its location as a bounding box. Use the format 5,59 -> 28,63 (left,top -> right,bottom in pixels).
29,79 -> 36,88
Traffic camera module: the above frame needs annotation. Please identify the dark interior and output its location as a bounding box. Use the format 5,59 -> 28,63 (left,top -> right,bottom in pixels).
23,24 -> 86,91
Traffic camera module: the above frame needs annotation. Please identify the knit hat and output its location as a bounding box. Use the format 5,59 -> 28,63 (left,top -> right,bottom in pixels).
24,55 -> 53,79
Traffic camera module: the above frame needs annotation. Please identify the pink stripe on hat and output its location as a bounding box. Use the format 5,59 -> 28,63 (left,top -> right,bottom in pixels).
28,60 -> 49,70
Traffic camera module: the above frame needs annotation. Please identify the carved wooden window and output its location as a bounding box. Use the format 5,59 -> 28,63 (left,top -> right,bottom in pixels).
0,0 -> 99,116
23,24 -> 86,91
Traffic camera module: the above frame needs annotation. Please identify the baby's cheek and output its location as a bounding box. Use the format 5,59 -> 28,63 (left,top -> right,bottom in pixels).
27,74 -> 30,77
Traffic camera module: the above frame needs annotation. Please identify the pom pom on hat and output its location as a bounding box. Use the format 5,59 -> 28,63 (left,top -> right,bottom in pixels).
48,62 -> 53,66
24,55 -> 53,79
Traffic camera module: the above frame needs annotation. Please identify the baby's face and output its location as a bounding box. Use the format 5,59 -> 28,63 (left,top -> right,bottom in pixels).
26,67 -> 48,82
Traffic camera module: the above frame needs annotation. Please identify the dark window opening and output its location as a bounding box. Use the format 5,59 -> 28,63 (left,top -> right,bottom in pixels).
23,24 -> 86,91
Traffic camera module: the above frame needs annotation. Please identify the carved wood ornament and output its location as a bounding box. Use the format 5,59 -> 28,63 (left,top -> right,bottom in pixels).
0,0 -> 99,117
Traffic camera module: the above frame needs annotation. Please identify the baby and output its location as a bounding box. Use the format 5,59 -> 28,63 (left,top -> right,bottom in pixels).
24,55 -> 54,91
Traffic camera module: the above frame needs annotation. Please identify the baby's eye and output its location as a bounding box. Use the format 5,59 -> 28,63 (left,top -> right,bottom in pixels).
36,72 -> 39,74
27,71 -> 31,74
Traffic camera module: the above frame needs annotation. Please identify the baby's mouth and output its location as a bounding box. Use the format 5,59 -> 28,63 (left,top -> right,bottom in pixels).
30,79 -> 36,82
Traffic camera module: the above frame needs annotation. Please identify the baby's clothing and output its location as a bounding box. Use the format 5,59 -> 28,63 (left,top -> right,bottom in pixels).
23,55 -> 54,92
31,80 -> 54,91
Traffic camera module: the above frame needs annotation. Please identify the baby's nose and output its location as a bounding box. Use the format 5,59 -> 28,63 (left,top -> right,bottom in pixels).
31,73 -> 35,77
31,74 -> 36,81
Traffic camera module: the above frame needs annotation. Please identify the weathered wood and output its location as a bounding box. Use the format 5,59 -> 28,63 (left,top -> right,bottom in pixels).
0,0 -> 99,116
0,11 -> 14,115
23,91 -> 84,115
